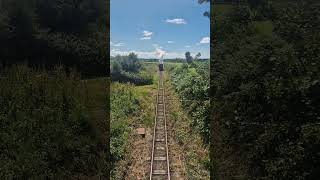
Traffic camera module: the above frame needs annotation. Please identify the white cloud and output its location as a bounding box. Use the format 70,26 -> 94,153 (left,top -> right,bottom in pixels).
141,30 -> 153,40
110,41 -> 212,59
167,41 -> 174,44
185,45 -> 191,48
110,49 -> 186,59
111,48 -> 119,51
152,44 -> 163,49
113,43 -> 125,47
110,41 -> 125,47
165,18 -> 187,25
111,49 -> 156,58
165,51 -> 186,59
200,37 -> 210,44
140,36 -> 151,40
143,30 -> 153,37
110,49 -> 127,56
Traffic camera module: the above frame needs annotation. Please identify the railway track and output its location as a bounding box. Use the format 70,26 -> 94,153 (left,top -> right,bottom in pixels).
149,71 -> 170,180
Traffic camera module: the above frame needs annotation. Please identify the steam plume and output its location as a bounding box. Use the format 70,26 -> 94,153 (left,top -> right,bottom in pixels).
155,47 -> 165,64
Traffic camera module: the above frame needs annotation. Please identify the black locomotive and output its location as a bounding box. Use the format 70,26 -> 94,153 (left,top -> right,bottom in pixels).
159,63 -> 164,71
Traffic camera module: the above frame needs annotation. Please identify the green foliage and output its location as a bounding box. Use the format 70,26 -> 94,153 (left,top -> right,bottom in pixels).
212,1 -> 320,179
185,51 -> 193,64
253,20 -> 273,35
110,83 -> 139,177
0,65 -> 108,179
118,53 -> 141,73
0,0 -> 108,77
111,54 -> 153,85
169,62 -> 209,143
36,0 -> 103,34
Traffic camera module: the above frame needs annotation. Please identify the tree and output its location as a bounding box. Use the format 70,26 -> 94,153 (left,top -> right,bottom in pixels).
117,53 -> 141,73
198,0 -> 210,18
127,52 -> 141,72
111,60 -> 122,74
185,51 -> 193,64
195,52 -> 201,60
198,0 -> 210,3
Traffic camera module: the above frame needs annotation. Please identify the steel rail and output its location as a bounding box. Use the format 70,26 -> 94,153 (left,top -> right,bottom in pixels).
149,71 -> 170,180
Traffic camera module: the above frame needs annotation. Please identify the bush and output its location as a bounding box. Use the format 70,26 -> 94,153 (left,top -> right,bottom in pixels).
110,53 -> 153,85
111,71 -> 153,86
110,83 -> 140,177
169,62 -> 209,143
0,65 -> 108,179
211,1 -> 320,179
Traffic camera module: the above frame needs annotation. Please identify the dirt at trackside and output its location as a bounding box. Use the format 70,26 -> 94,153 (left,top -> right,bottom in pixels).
124,127 -> 153,179
123,84 -> 157,179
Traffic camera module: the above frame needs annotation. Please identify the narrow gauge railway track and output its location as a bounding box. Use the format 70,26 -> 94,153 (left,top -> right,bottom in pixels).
149,71 -> 170,180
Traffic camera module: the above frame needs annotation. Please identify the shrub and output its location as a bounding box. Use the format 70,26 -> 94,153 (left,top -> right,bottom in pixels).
110,83 -> 140,177
169,62 -> 209,143
110,53 -> 153,85
0,65 -> 108,179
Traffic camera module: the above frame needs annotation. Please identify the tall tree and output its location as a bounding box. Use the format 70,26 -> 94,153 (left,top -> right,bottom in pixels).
185,51 -> 193,64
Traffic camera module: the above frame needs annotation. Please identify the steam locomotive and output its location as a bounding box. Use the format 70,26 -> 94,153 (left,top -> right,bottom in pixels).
159,58 -> 164,71
159,63 -> 164,71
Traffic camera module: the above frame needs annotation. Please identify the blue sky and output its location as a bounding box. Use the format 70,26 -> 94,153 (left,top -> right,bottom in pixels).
110,0 -> 210,59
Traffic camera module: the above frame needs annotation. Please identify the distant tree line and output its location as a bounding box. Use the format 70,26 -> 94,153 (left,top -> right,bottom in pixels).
120,57 -> 209,64
0,0 -> 108,77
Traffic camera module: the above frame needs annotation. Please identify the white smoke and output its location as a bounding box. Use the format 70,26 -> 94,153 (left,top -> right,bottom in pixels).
155,47 -> 165,64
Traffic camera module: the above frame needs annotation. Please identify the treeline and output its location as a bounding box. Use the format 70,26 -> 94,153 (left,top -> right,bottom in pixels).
136,58 -> 209,63
211,1 -> 320,179
0,0 -> 108,77
111,53 -> 153,85
0,65 -> 108,178
169,61 -> 210,143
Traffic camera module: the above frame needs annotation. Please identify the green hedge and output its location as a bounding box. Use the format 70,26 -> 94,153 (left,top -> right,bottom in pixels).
169,62 -> 210,143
